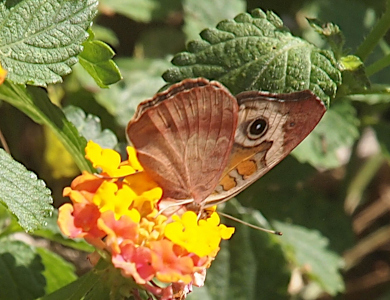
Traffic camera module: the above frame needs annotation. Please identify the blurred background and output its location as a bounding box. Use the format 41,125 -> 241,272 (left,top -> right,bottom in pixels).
1,0 -> 390,299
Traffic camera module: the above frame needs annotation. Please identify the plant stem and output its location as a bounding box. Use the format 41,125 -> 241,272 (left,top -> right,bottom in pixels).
344,154 -> 385,215
355,0 -> 390,61
366,52 -> 390,76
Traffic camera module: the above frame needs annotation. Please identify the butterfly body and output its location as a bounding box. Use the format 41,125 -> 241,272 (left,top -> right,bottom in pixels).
127,78 -> 326,212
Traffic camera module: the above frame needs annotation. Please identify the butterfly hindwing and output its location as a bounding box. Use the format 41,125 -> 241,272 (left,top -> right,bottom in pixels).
207,90 -> 326,205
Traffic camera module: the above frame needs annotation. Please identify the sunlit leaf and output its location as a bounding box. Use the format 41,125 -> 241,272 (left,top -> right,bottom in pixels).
164,8 -> 341,106
0,149 -> 52,232
0,0 -> 98,86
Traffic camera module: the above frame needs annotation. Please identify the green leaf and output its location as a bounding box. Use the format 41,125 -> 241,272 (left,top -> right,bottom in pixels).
189,200 -> 291,300
42,260 -> 135,300
183,0 -> 246,42
339,55 -> 370,93
163,8 -> 341,106
293,100 -> 360,168
0,0 -> 98,86
63,106 -> 118,149
78,35 -> 122,88
36,247 -> 77,294
0,81 -> 93,172
238,156 -> 355,254
0,201 -> 23,236
99,0 -> 181,22
0,149 -> 52,232
273,222 -> 345,296
41,270 -> 106,300
224,201 -> 291,300
95,58 -> 172,127
0,239 -> 46,300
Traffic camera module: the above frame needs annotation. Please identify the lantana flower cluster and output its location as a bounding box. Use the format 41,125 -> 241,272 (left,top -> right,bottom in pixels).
58,141 -> 235,299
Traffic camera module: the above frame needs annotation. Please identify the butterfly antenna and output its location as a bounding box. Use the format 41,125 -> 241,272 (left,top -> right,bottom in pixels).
218,211 -> 282,236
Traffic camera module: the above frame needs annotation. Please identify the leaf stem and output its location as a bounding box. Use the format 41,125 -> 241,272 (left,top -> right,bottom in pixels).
355,0 -> 390,61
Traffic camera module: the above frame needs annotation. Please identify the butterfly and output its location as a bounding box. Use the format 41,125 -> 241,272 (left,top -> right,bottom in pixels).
126,78 -> 326,213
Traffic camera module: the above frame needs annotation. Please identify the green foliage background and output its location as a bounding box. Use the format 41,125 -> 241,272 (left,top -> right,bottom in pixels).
1,0 -> 390,299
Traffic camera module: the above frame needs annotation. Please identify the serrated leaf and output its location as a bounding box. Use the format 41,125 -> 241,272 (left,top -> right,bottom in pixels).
36,247 -> 77,294
95,58 -> 171,126
293,100 -> 360,168
78,37 -> 122,88
0,81 -> 92,172
0,201 -> 23,235
183,0 -> 246,42
0,0 -> 98,86
163,8 -> 341,105
99,0 -> 181,22
0,239 -> 46,300
63,106 -> 118,149
0,149 -> 53,232
273,221 -> 345,296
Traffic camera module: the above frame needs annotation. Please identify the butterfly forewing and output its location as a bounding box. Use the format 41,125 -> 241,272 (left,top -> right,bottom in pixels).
127,79 -> 238,204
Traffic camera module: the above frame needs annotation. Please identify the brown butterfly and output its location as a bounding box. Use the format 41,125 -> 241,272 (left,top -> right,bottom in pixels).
126,78 -> 326,213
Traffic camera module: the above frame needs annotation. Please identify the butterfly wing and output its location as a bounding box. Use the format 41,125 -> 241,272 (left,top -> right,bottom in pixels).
206,90 -> 326,205
127,78 -> 238,204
